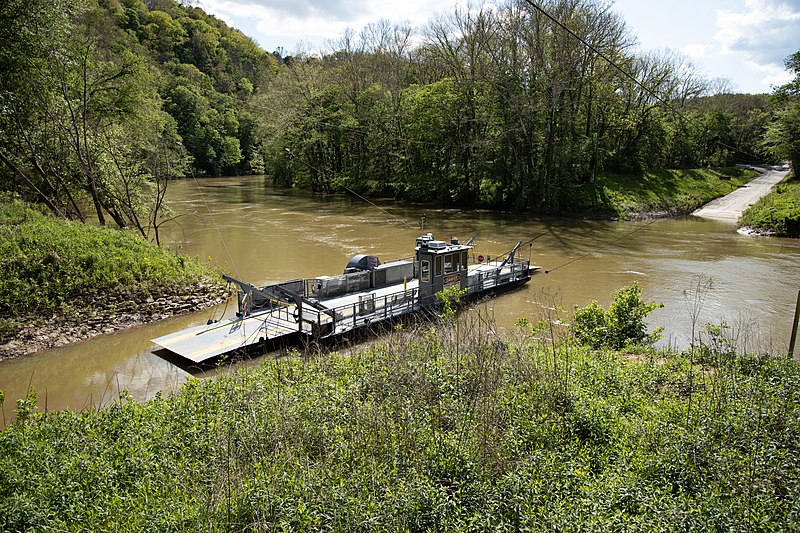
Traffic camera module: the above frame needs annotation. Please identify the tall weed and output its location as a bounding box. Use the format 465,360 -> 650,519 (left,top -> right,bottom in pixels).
2,303 -> 800,530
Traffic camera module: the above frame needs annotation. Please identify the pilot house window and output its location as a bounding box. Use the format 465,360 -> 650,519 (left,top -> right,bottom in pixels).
444,252 -> 460,274
421,260 -> 430,282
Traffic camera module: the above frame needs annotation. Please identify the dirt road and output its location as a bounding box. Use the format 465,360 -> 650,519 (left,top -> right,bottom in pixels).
692,166 -> 789,221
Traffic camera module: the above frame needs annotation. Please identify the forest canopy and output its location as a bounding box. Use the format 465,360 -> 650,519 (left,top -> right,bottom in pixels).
0,0 -> 787,232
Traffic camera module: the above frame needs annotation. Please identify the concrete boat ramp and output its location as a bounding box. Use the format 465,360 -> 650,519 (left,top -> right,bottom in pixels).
692,166 -> 789,221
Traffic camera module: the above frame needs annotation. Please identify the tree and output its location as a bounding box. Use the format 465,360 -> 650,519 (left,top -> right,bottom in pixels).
572,284 -> 663,349
0,0 -> 188,237
0,0 -> 88,218
763,51 -> 800,174
164,80 -> 242,175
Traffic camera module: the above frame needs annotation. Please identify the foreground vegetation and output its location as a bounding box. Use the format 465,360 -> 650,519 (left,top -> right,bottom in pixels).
0,195 -> 222,343
740,175 -> 800,237
2,287 -> 800,530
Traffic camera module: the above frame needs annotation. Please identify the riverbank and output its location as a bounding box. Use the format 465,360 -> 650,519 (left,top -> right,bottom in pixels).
0,196 -> 229,361
0,164 -> 778,359
693,166 -> 789,221
565,166 -> 760,220
0,282 -> 230,361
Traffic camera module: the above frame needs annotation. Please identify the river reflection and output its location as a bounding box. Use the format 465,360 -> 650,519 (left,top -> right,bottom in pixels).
2,175 -> 799,425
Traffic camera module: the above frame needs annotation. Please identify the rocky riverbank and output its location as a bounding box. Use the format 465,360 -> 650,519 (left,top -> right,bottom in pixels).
0,282 -> 231,361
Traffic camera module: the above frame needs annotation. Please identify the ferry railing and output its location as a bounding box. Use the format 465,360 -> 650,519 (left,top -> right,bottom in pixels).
272,300 -> 293,323
466,258 -> 530,295
293,258 -> 530,338
296,286 -> 421,337
255,309 -> 294,338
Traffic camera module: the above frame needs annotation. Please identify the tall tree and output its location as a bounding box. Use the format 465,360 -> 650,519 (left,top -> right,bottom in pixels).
763,51 -> 800,174
0,0 -> 189,236
0,0 -> 87,217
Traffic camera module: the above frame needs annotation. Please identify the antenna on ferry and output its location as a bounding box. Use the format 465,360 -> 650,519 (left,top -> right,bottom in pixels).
420,214 -> 427,232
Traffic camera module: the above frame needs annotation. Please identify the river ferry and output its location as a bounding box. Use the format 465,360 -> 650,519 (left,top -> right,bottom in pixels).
152,234 -> 538,364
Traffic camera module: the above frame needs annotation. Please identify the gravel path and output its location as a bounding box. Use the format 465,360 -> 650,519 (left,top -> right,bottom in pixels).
692,166 -> 789,221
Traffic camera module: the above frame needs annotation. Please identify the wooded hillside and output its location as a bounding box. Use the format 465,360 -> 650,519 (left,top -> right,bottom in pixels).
0,0 -> 784,230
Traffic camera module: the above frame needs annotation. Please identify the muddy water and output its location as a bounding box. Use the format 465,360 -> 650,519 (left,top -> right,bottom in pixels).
2,175 -> 799,425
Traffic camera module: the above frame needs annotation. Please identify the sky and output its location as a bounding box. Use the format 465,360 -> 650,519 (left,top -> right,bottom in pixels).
196,0 -> 800,94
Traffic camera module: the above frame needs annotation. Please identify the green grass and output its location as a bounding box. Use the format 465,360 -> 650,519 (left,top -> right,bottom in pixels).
0,195 -> 222,340
740,176 -> 800,237
566,166 -> 759,219
2,311 -> 800,530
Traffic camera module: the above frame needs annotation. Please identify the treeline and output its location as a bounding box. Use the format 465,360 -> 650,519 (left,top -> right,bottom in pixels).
0,0 -> 789,233
265,8 -> 771,211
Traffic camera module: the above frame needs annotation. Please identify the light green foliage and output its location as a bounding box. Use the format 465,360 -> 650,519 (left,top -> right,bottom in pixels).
141,10 -> 187,60
568,166 -> 759,219
740,180 -> 800,236
571,300 -> 608,346
573,284 -> 663,349
2,312 -> 800,530
401,79 -> 477,202
435,285 -> 468,325
14,388 -> 37,424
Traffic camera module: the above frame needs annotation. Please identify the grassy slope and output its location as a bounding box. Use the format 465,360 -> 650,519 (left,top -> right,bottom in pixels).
740,175 -> 800,236
0,196 -> 222,340
2,317 -> 799,530
565,167 -> 759,219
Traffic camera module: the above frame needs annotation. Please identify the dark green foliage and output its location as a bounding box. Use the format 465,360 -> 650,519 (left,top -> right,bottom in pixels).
2,311 -> 800,530
573,284 -> 663,349
264,6 -> 772,212
129,2 -> 277,177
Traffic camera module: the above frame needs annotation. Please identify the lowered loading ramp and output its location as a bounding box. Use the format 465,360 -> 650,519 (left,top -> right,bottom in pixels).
151,307 -> 301,363
153,282 -> 420,363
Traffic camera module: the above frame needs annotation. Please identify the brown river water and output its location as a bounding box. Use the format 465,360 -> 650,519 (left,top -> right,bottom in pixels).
2,175 -> 800,425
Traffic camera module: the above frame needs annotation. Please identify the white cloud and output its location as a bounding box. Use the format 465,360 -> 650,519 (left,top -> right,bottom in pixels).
682,43 -> 713,59
715,0 -> 800,66
198,0 -> 457,53
201,0 -> 362,24
711,0 -> 800,90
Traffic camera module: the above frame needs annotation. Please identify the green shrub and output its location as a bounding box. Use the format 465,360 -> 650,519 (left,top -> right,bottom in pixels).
739,180 -> 800,236
0,196 -> 221,319
573,284 -> 663,349
3,314 -> 800,530
0,318 -> 20,343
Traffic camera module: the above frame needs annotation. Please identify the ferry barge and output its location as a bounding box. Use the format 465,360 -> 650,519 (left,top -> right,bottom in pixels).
152,234 -> 537,364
